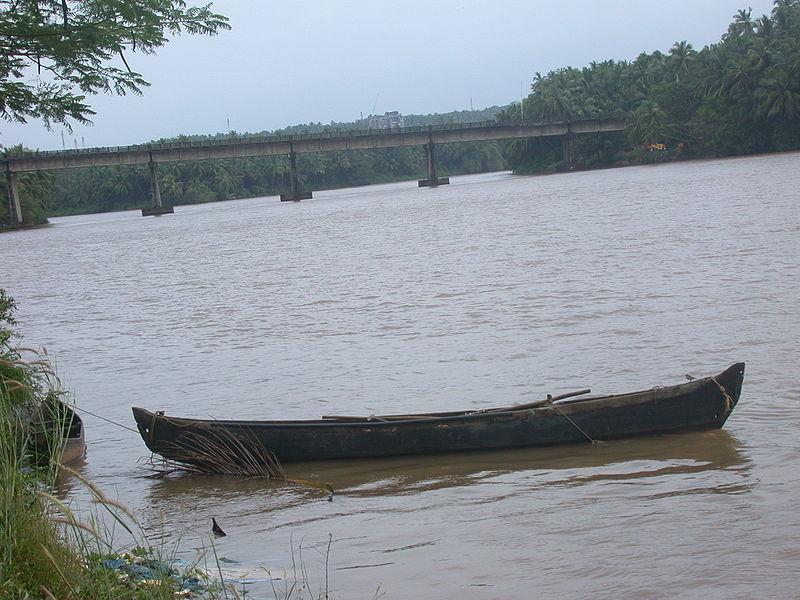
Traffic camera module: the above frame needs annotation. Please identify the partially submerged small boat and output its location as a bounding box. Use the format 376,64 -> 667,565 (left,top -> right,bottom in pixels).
57,404 -> 86,466
132,363 -> 744,468
31,400 -> 86,466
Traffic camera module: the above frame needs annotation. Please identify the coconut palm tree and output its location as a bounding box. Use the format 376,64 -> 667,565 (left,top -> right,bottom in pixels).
754,15 -> 775,39
627,100 -> 669,144
696,45 -> 729,97
756,69 -> 800,118
727,9 -> 755,38
669,41 -> 696,83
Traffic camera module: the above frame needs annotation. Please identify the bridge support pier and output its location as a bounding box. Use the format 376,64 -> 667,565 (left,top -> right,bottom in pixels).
418,142 -> 449,187
562,134 -> 576,170
142,159 -> 174,216
280,150 -> 313,202
4,169 -> 23,225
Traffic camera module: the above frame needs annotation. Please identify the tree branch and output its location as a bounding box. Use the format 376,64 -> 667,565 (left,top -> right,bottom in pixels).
117,46 -> 132,74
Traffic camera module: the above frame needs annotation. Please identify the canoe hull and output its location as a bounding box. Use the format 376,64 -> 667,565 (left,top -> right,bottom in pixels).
133,363 -> 744,466
32,402 -> 86,466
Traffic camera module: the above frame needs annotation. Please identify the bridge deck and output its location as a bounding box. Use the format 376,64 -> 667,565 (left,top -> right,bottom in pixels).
5,118 -> 626,173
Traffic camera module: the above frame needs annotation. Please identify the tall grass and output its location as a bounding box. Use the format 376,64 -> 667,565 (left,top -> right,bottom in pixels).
0,364 -> 76,598
0,292 -> 73,596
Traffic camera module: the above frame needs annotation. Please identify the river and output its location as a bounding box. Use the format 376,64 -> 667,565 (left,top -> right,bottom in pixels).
2,153 -> 799,598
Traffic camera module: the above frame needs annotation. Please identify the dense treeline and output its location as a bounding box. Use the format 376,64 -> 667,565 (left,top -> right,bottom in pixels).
49,107 -> 506,216
502,0 -> 800,173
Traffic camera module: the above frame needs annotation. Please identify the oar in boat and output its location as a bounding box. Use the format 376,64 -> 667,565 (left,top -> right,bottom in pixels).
321,389 -> 592,422
482,389 -> 592,412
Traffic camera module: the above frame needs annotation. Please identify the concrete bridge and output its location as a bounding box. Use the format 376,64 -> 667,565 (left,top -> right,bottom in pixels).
4,117 -> 626,221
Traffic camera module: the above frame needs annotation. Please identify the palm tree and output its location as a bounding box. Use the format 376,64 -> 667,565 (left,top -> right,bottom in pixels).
754,35 -> 775,69
111,171 -> 131,198
756,69 -> 800,118
627,100 -> 669,144
727,9 -> 754,37
696,45 -> 729,97
722,56 -> 759,112
159,174 -> 184,202
669,41 -> 696,83
754,15 -> 775,39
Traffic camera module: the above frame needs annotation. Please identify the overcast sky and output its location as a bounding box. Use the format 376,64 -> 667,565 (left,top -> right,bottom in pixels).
1,0 -> 777,150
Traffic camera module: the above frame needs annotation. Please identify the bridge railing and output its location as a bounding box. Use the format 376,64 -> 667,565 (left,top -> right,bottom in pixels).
12,117 -> 624,161
17,120 -> 503,158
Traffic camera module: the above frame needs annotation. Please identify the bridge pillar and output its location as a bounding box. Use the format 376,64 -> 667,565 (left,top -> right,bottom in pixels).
418,141 -> 450,187
4,169 -> 23,224
280,149 -> 313,202
142,158 -> 174,216
562,132 -> 576,170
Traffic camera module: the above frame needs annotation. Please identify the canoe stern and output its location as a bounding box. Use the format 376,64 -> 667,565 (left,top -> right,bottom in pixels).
132,407 -> 163,455
715,362 -> 746,413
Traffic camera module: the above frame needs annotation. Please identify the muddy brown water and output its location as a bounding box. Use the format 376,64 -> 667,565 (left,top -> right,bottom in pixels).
2,154 -> 799,598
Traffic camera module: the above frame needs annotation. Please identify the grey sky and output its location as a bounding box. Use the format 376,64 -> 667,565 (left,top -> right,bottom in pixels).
1,0 -> 777,150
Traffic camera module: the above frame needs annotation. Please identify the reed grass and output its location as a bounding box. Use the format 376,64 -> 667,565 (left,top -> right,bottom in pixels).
148,428 -> 336,500
170,428 -> 287,479
0,350 -> 76,599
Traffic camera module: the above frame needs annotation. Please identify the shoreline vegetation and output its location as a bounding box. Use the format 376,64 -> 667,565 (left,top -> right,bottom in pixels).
3,1 -> 800,228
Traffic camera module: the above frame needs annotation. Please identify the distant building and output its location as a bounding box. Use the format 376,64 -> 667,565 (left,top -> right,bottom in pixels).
368,111 -> 405,130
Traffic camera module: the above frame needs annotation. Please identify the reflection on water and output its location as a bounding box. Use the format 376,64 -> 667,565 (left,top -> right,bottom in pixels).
145,429 -> 749,505
53,456 -> 87,498
4,155 -> 800,598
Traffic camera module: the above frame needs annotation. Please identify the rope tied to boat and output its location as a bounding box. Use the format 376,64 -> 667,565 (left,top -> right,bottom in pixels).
709,377 -> 733,414
545,395 -> 596,444
70,405 -> 140,434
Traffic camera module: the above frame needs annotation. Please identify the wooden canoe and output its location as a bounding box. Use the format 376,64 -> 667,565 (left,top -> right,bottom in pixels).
132,363 -> 744,467
31,400 -> 86,466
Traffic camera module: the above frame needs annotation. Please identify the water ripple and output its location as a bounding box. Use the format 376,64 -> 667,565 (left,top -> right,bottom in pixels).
3,156 -> 800,599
